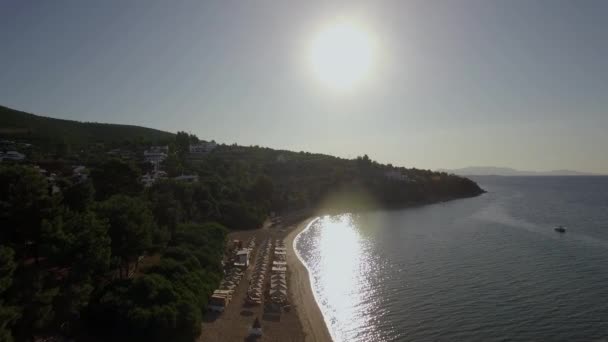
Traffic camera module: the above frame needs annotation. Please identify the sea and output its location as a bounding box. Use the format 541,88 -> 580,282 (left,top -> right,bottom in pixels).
294,176 -> 608,341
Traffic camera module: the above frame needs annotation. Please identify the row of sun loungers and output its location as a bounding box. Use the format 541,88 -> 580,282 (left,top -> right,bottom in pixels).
209,237 -> 256,312
247,239 -> 272,305
269,239 -> 288,304
209,267 -> 244,312
247,237 -> 256,251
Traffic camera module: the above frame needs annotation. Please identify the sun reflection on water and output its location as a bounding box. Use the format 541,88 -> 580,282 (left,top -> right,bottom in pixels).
296,214 -> 385,342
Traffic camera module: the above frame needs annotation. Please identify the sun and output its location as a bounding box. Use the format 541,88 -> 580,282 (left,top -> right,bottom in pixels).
309,20 -> 376,91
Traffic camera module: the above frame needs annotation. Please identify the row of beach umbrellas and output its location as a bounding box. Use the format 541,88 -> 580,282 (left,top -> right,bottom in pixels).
247,238 -> 272,304
269,240 -> 288,304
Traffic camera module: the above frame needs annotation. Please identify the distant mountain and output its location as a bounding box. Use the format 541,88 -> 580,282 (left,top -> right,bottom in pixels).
437,166 -> 598,176
0,105 -> 174,147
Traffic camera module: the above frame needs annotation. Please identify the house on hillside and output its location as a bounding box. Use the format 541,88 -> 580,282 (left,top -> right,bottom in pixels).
173,174 -> 199,183
107,148 -> 135,159
72,165 -> 88,183
141,170 -> 167,188
189,141 -> 217,154
143,146 -> 168,164
143,150 -> 167,164
0,151 -> 25,161
148,145 -> 169,154
276,154 -> 288,163
384,170 -> 411,182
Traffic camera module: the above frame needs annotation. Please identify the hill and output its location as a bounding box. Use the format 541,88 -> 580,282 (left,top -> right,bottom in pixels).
0,105 -> 174,147
209,147 -> 486,213
437,166 -> 598,176
0,104 -> 485,210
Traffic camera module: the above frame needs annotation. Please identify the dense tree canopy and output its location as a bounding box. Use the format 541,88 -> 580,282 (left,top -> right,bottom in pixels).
0,246 -> 18,342
87,223 -> 226,342
95,195 -> 156,278
0,105 -> 174,150
0,165 -> 54,263
91,159 -> 142,201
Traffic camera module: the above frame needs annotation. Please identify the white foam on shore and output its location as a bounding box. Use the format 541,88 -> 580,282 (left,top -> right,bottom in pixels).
292,216 -> 339,342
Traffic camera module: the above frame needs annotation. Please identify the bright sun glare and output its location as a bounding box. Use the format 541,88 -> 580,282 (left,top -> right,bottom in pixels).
309,21 -> 376,91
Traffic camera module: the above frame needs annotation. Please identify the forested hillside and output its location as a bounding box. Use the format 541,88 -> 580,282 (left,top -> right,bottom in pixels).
0,105 -> 174,148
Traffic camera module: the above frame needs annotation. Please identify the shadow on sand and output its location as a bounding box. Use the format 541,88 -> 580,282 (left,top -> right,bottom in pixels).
202,311 -> 221,323
240,310 -> 254,317
262,313 -> 280,322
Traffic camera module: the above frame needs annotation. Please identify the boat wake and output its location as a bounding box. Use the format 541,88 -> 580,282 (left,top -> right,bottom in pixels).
473,200 -> 608,250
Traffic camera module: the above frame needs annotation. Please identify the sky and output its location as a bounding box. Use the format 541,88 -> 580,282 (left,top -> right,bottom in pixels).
1,0 -> 607,173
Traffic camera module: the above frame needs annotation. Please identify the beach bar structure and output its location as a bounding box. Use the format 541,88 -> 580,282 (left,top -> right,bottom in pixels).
209,238 -> 253,314
208,290 -> 232,312
234,248 -> 250,268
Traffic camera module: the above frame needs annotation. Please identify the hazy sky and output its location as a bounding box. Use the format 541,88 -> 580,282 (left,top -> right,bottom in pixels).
1,0 -> 607,173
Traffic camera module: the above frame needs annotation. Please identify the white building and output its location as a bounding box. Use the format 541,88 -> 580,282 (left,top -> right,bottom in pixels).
143,151 -> 167,164
72,165 -> 88,183
143,146 -> 168,163
141,174 -> 153,188
235,249 -> 250,267
189,141 -> 217,154
384,170 -> 411,182
0,151 -> 25,161
142,170 -> 168,187
148,145 -> 169,154
173,174 -> 199,183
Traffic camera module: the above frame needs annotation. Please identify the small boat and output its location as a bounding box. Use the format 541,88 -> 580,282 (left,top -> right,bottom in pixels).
554,225 -> 567,233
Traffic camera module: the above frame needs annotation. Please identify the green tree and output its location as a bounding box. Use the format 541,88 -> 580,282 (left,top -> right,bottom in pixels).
172,223 -> 226,272
175,131 -> 190,158
61,179 -> 95,212
147,183 -> 182,240
248,175 -> 274,203
0,246 -> 19,342
90,159 -> 142,201
88,274 -> 201,342
95,195 -> 155,279
161,153 -> 183,177
0,246 -> 16,294
11,274 -> 59,340
42,210 -> 111,277
54,138 -> 71,158
0,165 -> 54,263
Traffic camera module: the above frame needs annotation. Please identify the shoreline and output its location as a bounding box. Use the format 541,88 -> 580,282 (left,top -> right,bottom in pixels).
285,217 -> 333,342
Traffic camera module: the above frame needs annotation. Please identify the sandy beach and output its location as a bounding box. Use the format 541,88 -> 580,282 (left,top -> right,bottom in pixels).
199,214 -> 332,342
285,218 -> 333,342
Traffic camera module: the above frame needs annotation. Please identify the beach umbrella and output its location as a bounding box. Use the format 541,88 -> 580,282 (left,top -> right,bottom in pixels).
249,317 -> 262,336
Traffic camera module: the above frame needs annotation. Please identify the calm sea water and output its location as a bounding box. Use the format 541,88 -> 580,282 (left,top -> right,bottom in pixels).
295,176 -> 608,341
